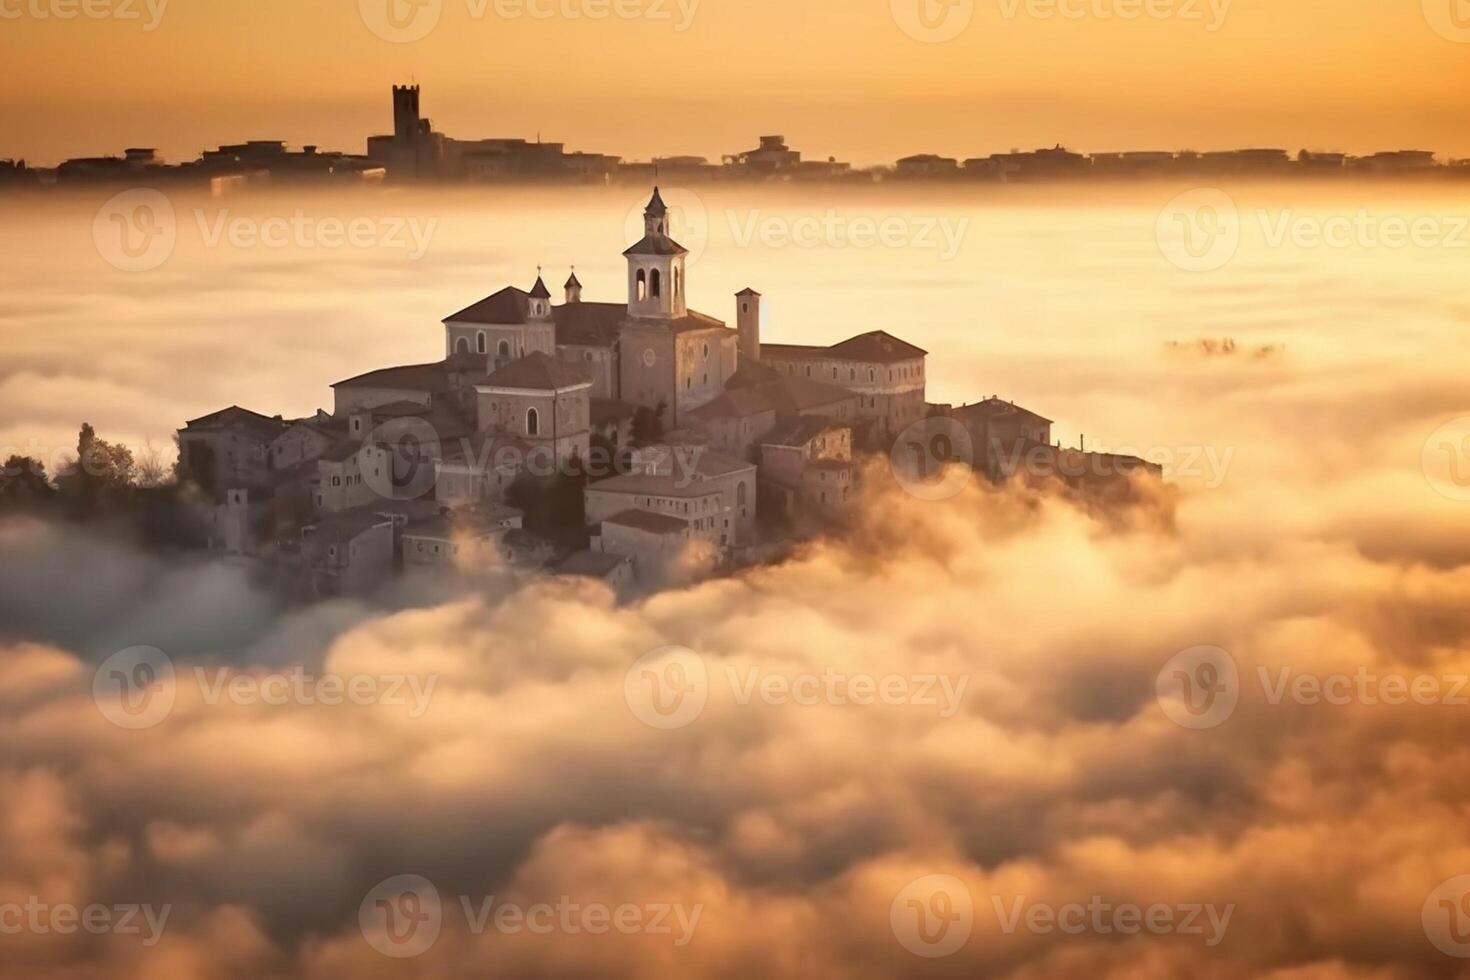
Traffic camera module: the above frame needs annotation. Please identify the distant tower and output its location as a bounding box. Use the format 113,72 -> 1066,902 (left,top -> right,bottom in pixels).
564,269 -> 582,304
736,288 -> 761,363
623,187 -> 687,320
392,84 -> 421,142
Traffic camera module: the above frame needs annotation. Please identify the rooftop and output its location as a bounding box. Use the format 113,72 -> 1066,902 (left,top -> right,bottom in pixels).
603,508 -> 690,534
479,351 -> 593,391
557,549 -> 633,578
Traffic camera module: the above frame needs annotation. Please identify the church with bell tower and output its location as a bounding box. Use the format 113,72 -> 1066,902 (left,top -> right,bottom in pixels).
437,188 -> 739,425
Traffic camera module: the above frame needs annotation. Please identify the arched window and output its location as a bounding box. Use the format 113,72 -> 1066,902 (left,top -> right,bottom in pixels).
455,337 -> 470,354
477,332 -> 486,354
636,269 -> 647,301
674,268 -> 682,297
737,482 -> 747,505
526,408 -> 539,436
650,269 -> 662,299
498,339 -> 510,358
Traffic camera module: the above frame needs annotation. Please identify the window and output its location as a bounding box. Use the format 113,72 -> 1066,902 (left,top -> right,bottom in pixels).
477,332 -> 486,354
527,408 -> 540,436
674,268 -> 682,297
703,343 -> 709,360
498,339 -> 510,358
650,268 -> 662,298
456,337 -> 470,354
741,302 -> 749,314
737,482 -> 747,505
636,269 -> 647,301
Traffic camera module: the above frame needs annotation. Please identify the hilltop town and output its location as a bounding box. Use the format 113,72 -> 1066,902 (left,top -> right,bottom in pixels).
171,189 -> 1161,596
3,84 -> 1467,190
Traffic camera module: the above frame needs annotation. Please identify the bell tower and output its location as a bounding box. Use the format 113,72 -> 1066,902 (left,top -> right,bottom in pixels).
623,187 -> 688,320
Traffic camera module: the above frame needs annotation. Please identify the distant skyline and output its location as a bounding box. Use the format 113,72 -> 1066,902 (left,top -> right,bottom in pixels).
4,0 -> 1469,166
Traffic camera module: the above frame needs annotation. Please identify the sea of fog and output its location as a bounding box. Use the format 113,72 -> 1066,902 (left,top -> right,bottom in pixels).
3,181 -> 1470,977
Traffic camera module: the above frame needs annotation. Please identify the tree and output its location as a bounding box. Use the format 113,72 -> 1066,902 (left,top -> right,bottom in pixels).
0,455 -> 56,510
64,422 -> 136,518
631,401 -> 667,447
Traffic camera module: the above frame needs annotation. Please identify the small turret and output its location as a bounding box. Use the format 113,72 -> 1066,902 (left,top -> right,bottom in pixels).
564,269 -> 582,304
528,270 -> 552,320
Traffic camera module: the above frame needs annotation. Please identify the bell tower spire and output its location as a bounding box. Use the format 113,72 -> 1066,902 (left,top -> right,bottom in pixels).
623,187 -> 687,320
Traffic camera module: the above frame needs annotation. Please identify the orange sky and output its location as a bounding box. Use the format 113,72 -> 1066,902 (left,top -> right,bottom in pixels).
3,0 -> 1468,165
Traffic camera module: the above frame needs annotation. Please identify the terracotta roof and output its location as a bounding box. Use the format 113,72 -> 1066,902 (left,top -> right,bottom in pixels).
444,286 -> 531,325
558,549 -> 632,577
688,387 -> 776,419
479,351 -> 593,391
828,331 -> 927,362
766,377 -> 857,413
762,414 -> 845,448
182,405 -> 288,440
668,311 -> 729,334
603,508 -> 689,534
554,301 -> 625,346
623,233 -> 689,257
954,397 -> 1054,426
332,360 -> 453,393
761,330 -> 927,364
